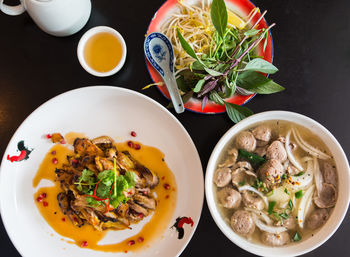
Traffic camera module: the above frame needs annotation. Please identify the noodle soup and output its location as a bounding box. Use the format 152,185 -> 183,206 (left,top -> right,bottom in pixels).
213,120 -> 338,246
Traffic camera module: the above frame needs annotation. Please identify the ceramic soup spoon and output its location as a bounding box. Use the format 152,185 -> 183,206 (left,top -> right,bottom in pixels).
144,33 -> 185,114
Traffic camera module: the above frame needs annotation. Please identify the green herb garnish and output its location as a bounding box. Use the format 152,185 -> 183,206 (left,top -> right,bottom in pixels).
238,149 -> 266,166
293,232 -> 302,242
284,188 -> 289,195
268,201 -> 276,215
295,190 -> 303,199
288,199 -> 293,210
295,171 -> 305,176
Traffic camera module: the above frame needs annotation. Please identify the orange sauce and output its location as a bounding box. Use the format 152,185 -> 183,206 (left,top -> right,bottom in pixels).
33,139 -> 177,253
84,32 -> 123,73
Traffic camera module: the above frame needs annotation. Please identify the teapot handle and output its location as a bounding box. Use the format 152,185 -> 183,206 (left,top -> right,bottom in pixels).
0,0 -> 25,16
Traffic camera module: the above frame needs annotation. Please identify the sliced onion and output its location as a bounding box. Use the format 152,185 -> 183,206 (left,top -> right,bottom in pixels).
292,128 -> 331,160
313,157 -> 323,196
238,185 -> 269,207
297,185 -> 315,228
301,156 -> 313,162
252,214 -> 287,234
244,207 -> 273,225
290,160 -> 313,190
285,130 -> 304,171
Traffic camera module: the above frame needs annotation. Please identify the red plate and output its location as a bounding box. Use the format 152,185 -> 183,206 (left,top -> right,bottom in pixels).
146,0 -> 274,114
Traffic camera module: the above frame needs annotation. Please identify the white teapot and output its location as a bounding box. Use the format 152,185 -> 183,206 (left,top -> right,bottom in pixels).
0,0 -> 91,37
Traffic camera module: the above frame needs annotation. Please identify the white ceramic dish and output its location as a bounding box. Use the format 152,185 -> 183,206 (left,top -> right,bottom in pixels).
77,26 -> 127,77
205,111 -> 350,257
0,86 -> 203,257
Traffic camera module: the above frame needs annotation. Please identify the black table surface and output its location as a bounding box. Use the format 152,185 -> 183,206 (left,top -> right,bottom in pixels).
1,0 -> 349,256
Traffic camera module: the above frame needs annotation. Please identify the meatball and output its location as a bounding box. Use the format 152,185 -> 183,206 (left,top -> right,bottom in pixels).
258,159 -> 284,187
252,125 -> 272,146
213,167 -> 232,187
241,190 -> 265,210
261,231 -> 290,246
231,168 -> 256,187
276,216 -> 297,230
230,210 -> 255,236
314,183 -> 337,208
217,187 -> 242,209
266,141 -> 287,162
320,161 -> 337,187
236,131 -> 256,152
306,209 -> 329,230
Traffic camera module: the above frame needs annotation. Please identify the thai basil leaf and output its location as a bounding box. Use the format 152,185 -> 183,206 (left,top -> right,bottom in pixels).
193,79 -> 206,93
224,102 -> 253,123
191,61 -> 205,70
237,71 -> 285,94
243,58 -> 278,74
177,29 -> 200,61
244,29 -> 260,37
209,91 -> 225,105
210,0 -> 228,39
176,75 -> 189,92
204,67 -> 223,76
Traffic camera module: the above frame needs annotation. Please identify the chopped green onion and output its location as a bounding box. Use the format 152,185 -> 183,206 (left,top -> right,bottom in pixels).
268,201 -> 276,215
288,199 -> 293,210
295,190 -> 303,199
284,188 -> 289,195
295,171 -> 305,177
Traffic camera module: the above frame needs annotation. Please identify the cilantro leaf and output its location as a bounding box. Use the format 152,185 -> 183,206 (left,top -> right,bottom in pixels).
125,171 -> 138,188
75,169 -> 96,193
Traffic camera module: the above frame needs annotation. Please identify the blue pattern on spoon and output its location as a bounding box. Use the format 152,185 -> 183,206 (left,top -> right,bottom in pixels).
144,32 -> 184,114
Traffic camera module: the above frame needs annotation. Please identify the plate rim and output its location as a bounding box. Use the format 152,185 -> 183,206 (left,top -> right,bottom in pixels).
0,85 -> 204,257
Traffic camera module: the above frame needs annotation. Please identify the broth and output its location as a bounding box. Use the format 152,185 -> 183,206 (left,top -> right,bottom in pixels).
84,32 -> 123,72
214,120 -> 337,246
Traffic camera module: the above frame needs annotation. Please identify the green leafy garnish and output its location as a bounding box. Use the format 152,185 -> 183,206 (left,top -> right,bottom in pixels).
293,232 -> 302,242
210,0 -> 227,39
74,169 -> 96,193
284,188 -> 289,195
238,149 -> 266,166
295,171 -> 305,177
288,199 -> 293,210
75,167 -> 138,208
268,201 -> 276,215
177,29 -> 200,62
243,58 -> 278,74
282,174 -> 287,180
253,178 -> 268,193
295,190 -> 303,199
224,102 -> 253,123
237,71 -> 285,94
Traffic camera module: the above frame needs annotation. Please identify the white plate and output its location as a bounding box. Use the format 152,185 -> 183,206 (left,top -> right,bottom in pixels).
0,86 -> 204,257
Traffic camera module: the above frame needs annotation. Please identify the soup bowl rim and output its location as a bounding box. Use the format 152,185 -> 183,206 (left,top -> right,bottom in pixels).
205,110 -> 350,256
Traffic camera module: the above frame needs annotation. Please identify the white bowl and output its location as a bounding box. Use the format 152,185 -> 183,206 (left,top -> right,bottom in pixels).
205,111 -> 350,257
77,26 -> 127,77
